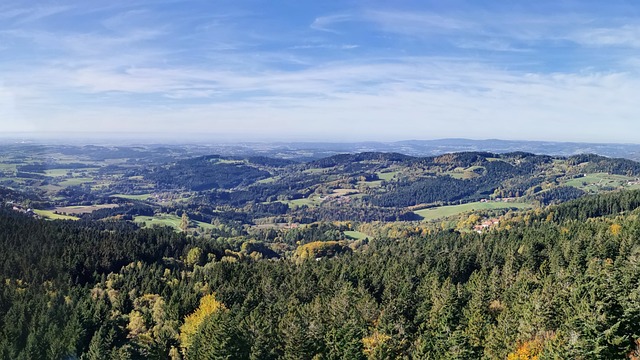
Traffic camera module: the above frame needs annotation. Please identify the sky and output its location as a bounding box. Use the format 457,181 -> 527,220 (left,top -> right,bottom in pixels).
1,0 -> 640,143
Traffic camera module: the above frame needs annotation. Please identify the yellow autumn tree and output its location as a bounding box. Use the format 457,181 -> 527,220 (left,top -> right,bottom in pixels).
362,331 -> 392,359
180,213 -> 190,232
545,211 -> 554,222
507,338 -> 544,360
179,293 -> 226,350
610,223 -> 622,236
185,247 -> 203,267
127,310 -> 147,337
456,214 -> 481,231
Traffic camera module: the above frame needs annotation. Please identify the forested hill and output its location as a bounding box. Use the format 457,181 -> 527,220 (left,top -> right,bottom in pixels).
146,156 -> 271,191
308,152 -> 415,168
133,151 -> 640,212
3,190 -> 640,358
7,147 -> 640,228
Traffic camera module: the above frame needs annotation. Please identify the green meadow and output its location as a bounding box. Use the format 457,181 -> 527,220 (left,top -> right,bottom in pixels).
34,209 -> 80,221
415,201 -> 532,221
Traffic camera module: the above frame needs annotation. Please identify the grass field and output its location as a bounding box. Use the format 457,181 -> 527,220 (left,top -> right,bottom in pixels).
360,180 -> 383,188
34,209 -> 80,220
111,193 -> 153,200
43,168 -> 99,177
0,178 -> 27,185
134,214 -> 182,229
134,214 -> 216,231
332,189 -> 359,196
445,166 -> 485,180
287,197 -> 322,207
54,204 -> 119,214
563,173 -> 636,191
256,177 -> 278,184
218,159 -> 243,165
0,164 -> 16,172
414,201 -> 532,221
58,177 -> 95,186
43,169 -> 72,177
276,194 -> 325,208
193,220 -> 217,230
376,171 -> 398,181
303,168 -> 326,174
344,231 -> 370,240
446,172 -> 466,179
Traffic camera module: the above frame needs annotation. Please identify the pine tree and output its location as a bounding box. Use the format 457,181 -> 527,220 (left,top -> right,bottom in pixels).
187,311 -> 249,359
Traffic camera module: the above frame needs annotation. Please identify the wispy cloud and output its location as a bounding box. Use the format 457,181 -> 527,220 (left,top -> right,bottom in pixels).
0,4 -> 70,23
289,44 -> 359,50
453,39 -> 531,52
570,25 -> 640,48
363,10 -> 473,35
10,66 -> 640,142
310,14 -> 353,33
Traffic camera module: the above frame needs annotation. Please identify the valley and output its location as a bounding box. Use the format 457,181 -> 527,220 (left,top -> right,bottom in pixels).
3,144 -> 640,236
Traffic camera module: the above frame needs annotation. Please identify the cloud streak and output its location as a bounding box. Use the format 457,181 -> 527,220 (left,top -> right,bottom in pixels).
310,14 -> 353,33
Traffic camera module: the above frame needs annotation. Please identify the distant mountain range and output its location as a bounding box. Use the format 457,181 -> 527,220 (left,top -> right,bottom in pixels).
3,135 -> 640,161
195,138 -> 640,161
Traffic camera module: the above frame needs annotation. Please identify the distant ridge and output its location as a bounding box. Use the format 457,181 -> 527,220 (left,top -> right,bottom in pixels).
261,138 -> 640,161
2,136 -> 640,161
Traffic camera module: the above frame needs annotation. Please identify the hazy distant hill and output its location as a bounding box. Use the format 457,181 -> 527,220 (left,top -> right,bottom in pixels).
260,139 -> 640,161
4,137 -> 640,161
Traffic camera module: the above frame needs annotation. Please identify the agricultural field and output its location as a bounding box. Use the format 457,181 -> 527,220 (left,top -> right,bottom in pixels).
280,195 -> 325,208
39,184 -> 64,192
331,189 -> 359,196
359,179 -> 383,188
54,204 -> 119,214
43,168 -> 99,177
134,214 -> 216,231
444,166 -> 484,179
256,176 -> 278,184
344,230 -> 369,240
58,177 -> 95,187
376,171 -> 398,181
134,214 -> 182,229
33,209 -> 80,220
43,169 -> 72,177
0,163 -> 16,172
111,193 -> 153,201
414,201 -> 532,221
287,197 -> 321,207
303,168 -> 326,174
563,173 -> 639,192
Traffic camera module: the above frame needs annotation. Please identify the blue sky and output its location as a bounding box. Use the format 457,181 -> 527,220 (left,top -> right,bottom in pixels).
1,0 -> 640,142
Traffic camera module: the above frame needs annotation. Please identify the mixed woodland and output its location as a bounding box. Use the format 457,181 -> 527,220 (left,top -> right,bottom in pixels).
2,189 -> 640,358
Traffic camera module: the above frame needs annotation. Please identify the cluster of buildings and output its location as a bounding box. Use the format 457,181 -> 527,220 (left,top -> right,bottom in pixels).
474,218 -> 500,233
6,201 -> 36,216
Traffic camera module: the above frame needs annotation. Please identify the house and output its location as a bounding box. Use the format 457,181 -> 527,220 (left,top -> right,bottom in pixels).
474,218 -> 500,233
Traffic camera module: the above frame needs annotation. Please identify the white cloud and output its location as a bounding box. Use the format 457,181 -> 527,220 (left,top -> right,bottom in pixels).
571,25 -> 640,48
0,4 -> 70,23
364,10 -> 473,35
4,56 -> 640,142
453,39 -> 531,52
310,14 -> 353,33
